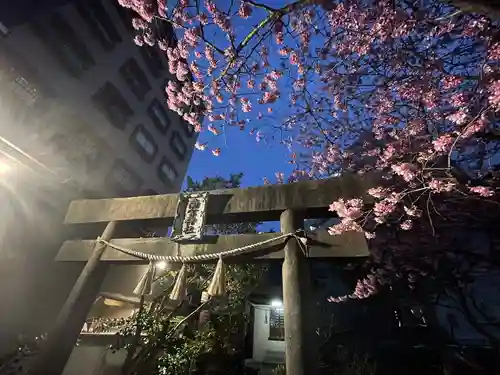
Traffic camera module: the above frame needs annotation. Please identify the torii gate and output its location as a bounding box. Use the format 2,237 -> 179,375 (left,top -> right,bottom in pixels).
31,173 -> 374,375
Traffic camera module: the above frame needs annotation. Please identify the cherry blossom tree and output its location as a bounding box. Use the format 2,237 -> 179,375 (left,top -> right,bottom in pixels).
117,0 -> 500,300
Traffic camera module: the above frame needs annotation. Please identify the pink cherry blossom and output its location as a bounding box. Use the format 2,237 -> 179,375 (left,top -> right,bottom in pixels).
329,198 -> 364,220
422,90 -> 439,110
195,142 -> 207,151
406,119 -> 425,136
441,75 -> 463,90
373,199 -> 397,218
207,125 -> 220,135
469,186 -> 494,197
428,179 -> 454,193
404,205 -> 422,218
240,97 -> 252,113
391,163 -> 417,182
328,218 -> 363,236
184,28 -> 200,47
450,92 -> 467,107
132,17 -> 148,30
238,1 -> 252,19
260,91 -> 280,104
364,231 -> 376,239
462,118 -> 488,138
133,34 -> 144,46
118,0 -> 155,22
488,80 -> 500,110
368,187 -> 388,199
327,295 -> 349,303
446,109 -> 468,125
350,275 -> 378,299
433,134 -> 455,153
488,43 -> 500,60
118,0 -> 500,306
400,220 -> 413,230
157,38 -> 168,50
275,172 -> 285,184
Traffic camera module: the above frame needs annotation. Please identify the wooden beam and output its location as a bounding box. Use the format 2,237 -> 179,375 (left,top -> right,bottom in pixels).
56,231 -> 369,263
64,173 -> 374,225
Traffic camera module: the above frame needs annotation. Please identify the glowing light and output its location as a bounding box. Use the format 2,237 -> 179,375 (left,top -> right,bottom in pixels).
270,299 -> 282,307
0,161 -> 10,174
103,298 -> 124,307
156,261 -> 167,270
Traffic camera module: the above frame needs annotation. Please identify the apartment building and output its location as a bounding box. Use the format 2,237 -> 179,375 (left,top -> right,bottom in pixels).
0,0 -> 197,356
0,0 -> 196,197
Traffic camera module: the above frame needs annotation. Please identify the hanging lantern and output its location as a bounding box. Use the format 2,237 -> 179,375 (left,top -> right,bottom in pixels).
133,262 -> 155,296
169,263 -> 188,302
205,256 -> 226,299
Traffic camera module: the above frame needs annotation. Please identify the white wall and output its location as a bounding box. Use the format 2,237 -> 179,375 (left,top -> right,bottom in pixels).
252,305 -> 285,363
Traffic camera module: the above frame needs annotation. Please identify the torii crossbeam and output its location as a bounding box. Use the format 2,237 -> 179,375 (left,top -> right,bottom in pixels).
31,173 -> 375,375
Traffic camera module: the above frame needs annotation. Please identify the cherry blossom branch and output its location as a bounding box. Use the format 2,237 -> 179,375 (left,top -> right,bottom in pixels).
447,105 -> 492,172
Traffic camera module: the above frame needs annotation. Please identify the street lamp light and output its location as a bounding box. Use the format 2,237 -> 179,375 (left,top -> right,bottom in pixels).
0,161 -> 10,174
156,261 -> 167,270
271,299 -> 282,308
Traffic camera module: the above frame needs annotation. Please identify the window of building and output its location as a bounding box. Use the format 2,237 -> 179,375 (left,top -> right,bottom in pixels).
106,159 -> 143,194
76,0 -> 121,51
130,124 -> 158,163
269,308 -> 285,341
157,157 -> 178,186
31,13 -> 94,78
170,131 -> 187,160
120,58 -> 151,100
92,82 -> 133,130
12,76 -> 39,105
147,99 -> 170,134
140,46 -> 165,78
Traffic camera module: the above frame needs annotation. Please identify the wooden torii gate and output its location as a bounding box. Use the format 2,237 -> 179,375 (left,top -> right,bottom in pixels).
31,173 -> 373,375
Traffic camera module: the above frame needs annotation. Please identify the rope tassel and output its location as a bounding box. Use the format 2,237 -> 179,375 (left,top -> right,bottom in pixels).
133,262 -> 155,296
205,256 -> 226,298
169,263 -> 188,302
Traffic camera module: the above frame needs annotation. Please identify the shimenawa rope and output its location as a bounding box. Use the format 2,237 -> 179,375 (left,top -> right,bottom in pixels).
96,231 -> 308,263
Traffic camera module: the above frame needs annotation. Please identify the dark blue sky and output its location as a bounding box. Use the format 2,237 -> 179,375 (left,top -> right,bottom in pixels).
185,129 -> 294,188
179,0 -> 299,189
184,132 -> 293,233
